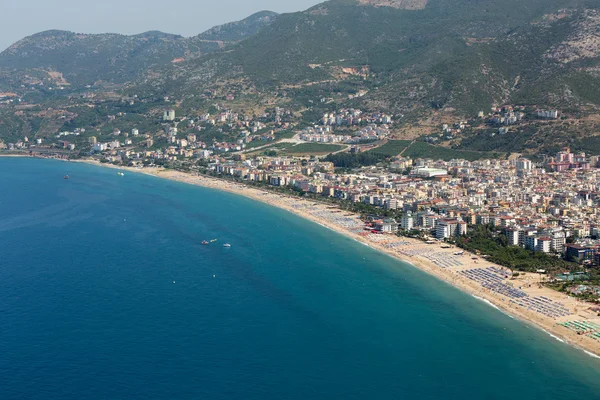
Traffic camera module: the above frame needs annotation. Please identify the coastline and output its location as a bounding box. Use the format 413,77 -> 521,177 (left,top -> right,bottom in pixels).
7,155 -> 600,358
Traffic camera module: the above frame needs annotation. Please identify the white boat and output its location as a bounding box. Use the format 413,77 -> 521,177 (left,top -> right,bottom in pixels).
223,243 -> 231,248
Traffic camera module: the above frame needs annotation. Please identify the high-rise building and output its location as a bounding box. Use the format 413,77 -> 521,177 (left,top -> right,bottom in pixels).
516,158 -> 532,171
436,219 -> 467,240
506,227 -> 521,246
401,212 -> 414,230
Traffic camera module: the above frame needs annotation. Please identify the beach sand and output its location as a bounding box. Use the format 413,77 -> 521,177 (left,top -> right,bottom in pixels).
51,159 -> 600,358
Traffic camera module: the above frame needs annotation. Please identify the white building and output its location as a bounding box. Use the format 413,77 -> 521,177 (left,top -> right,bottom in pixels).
414,168 -> 448,178
436,219 -> 467,240
551,231 -> 566,253
506,227 -> 521,246
163,109 -> 176,121
384,198 -> 399,210
195,150 -> 213,159
375,219 -> 399,233
537,237 -> 551,253
538,110 -> 559,119
93,143 -> 108,152
401,212 -> 414,230
516,158 -> 533,171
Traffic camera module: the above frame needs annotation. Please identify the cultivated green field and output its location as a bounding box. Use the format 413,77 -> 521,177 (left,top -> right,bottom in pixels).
402,142 -> 502,161
368,140 -> 502,161
367,140 -> 412,157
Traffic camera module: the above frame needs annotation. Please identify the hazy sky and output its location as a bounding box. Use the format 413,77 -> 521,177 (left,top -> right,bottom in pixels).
1,0 -> 322,51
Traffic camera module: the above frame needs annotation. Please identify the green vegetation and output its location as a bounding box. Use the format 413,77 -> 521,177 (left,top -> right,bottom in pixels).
367,140 -> 412,157
455,225 -> 574,273
0,11 -> 277,90
220,0 -> 582,84
196,11 -> 278,42
364,140 -> 500,162
548,277 -> 600,302
566,73 -> 600,106
275,130 -> 296,139
325,152 -> 387,168
574,136 -> 600,155
0,31 -> 202,87
324,140 -> 498,167
285,143 -> 343,154
247,142 -> 294,155
243,140 -> 274,150
402,142 -> 501,161
457,118 -> 600,157
251,142 -> 343,156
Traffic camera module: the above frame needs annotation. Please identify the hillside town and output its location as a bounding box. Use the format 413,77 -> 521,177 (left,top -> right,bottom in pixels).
0,105 -> 395,157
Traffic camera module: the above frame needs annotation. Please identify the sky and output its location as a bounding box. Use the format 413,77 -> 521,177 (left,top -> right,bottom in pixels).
1,0 -> 322,51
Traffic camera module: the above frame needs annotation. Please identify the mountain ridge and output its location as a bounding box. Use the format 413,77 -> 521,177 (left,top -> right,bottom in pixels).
0,11 -> 279,88
195,11 -> 279,42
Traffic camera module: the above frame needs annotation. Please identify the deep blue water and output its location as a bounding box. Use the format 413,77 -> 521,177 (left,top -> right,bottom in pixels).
1,158 -> 600,399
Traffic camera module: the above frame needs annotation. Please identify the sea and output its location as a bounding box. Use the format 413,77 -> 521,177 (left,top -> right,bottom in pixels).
1,157 -> 600,399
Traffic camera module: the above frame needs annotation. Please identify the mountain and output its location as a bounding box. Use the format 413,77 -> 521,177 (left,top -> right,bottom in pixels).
195,11 -> 279,43
5,0 -> 600,156
121,0 -> 600,157
160,1 -> 587,99
0,30 -> 200,87
0,11 -> 278,89
206,0 -> 581,74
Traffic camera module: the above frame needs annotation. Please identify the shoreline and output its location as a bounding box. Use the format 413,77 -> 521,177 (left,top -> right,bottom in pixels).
6,155 -> 600,358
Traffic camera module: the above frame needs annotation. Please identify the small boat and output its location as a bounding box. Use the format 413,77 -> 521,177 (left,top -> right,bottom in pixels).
64,175 -> 70,180
223,243 -> 231,248
201,240 -> 209,245
210,239 -> 217,243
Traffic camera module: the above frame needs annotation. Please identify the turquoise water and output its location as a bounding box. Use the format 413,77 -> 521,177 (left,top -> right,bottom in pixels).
1,157 -> 600,399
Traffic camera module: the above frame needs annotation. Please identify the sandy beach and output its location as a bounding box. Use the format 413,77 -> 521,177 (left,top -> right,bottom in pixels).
15,156 -> 600,358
